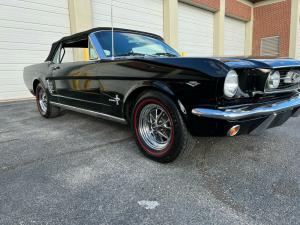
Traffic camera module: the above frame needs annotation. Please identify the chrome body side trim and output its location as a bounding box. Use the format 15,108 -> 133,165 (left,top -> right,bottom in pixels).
51,94 -> 110,106
192,94 -> 300,120
50,102 -> 127,124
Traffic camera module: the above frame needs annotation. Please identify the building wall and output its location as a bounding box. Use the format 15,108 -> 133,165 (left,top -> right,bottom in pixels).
252,0 -> 291,57
225,0 -> 252,21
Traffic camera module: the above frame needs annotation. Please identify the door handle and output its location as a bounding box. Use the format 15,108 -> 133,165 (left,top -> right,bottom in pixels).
52,66 -> 60,70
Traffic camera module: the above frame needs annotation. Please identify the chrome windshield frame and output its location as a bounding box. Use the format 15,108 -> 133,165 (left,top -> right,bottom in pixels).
89,30 -> 179,60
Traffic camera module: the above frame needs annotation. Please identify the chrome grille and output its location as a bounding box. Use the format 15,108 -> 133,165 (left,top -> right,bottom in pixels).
265,69 -> 300,93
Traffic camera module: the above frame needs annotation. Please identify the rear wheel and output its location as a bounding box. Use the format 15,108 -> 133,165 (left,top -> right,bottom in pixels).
132,91 -> 194,163
36,83 -> 60,118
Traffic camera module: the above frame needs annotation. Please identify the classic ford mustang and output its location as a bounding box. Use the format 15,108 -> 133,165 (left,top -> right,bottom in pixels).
23,27 -> 300,162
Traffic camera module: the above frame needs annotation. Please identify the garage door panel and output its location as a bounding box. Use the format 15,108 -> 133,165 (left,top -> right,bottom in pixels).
0,0 -> 68,15
0,50 -> 49,64
224,17 -> 246,56
113,0 -> 163,10
0,20 -> 70,34
0,83 -> 31,92
93,0 -> 162,17
15,0 -> 69,9
178,2 -> 214,56
92,0 -> 164,36
0,28 -> 69,46
0,0 -> 71,100
93,17 -> 163,33
0,90 -> 32,100
0,42 -> 49,52
0,71 -> 27,80
0,5 -> 70,28
0,64 -> 30,72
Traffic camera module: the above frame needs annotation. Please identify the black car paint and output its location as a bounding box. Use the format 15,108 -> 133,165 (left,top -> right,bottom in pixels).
23,29 -> 300,136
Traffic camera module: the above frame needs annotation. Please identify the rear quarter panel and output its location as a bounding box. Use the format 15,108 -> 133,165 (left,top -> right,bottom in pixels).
23,62 -> 50,94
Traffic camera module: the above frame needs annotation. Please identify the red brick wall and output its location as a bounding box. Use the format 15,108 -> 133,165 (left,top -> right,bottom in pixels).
192,0 -> 220,11
252,0 -> 291,57
225,0 -> 252,21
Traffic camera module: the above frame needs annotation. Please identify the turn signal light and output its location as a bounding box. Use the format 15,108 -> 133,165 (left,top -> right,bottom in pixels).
227,125 -> 240,137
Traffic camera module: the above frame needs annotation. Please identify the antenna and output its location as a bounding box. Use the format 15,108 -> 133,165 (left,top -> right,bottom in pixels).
111,0 -> 115,60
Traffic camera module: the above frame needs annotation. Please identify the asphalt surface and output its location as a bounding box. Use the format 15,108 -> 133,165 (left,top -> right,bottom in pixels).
0,100 -> 299,225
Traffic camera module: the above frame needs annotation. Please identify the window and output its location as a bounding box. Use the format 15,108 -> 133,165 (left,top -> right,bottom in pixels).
89,39 -> 98,60
51,37 -> 99,63
94,31 -> 179,58
260,36 -> 280,57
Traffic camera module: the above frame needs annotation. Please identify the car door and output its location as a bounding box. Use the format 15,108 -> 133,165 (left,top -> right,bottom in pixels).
49,44 -> 111,114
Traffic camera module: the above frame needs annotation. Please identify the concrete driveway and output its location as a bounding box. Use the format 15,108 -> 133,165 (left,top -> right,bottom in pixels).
0,100 -> 299,225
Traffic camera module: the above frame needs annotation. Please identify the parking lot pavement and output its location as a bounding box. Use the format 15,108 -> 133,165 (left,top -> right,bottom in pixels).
0,100 -> 299,225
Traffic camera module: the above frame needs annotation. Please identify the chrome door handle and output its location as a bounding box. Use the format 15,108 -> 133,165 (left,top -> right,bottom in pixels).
52,66 -> 60,70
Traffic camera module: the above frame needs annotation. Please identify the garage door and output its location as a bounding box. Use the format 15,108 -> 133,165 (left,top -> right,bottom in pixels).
178,2 -> 214,57
92,0 -> 164,37
224,17 -> 246,56
0,0 -> 72,100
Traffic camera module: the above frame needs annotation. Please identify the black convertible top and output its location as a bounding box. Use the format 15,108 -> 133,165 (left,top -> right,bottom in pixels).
45,27 -> 163,62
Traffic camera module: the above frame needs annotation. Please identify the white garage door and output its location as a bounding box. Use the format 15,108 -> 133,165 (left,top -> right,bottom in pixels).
178,2 -> 214,57
224,17 -> 246,56
92,0 -> 164,37
0,0 -> 72,100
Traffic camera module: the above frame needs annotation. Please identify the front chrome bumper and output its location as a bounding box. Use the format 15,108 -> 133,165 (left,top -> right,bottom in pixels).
192,94 -> 300,120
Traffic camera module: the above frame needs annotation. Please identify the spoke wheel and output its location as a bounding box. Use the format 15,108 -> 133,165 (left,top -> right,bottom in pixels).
132,91 -> 195,163
138,104 -> 173,151
38,87 -> 48,113
35,83 -> 60,118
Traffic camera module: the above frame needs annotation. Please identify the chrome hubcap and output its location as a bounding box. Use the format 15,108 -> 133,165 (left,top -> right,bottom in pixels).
138,104 -> 172,151
38,88 -> 47,113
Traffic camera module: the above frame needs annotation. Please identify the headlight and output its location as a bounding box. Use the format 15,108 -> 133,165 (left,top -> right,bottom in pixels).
284,71 -> 300,84
266,71 -> 280,89
224,70 -> 239,98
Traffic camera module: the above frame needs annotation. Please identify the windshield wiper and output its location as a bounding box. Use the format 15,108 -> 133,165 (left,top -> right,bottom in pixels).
116,52 -> 147,57
153,52 -> 177,57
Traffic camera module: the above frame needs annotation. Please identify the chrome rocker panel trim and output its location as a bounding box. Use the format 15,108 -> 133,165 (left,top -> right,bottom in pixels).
192,94 -> 300,120
50,102 -> 127,124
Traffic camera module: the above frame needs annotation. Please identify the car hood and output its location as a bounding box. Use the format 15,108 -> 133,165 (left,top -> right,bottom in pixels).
217,57 -> 300,69
137,56 -> 300,78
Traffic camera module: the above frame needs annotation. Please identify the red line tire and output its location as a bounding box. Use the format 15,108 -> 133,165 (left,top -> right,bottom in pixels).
132,90 -> 195,163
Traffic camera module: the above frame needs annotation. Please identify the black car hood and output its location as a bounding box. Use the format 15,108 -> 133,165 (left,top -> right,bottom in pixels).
217,57 -> 300,69
140,57 -> 229,78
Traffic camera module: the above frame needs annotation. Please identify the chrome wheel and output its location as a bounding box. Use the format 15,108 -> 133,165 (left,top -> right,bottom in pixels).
38,87 -> 47,113
138,104 -> 173,151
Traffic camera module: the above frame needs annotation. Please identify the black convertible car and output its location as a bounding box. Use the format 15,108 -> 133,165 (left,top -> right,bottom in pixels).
23,27 -> 300,162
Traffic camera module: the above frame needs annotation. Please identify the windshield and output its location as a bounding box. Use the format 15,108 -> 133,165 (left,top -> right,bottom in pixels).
94,31 -> 179,58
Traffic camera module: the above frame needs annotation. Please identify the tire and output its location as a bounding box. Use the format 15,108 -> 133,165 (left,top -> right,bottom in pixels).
132,90 -> 195,163
35,83 -> 60,118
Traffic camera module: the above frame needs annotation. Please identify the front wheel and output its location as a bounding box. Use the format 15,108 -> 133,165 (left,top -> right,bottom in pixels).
36,83 -> 60,118
132,91 -> 195,163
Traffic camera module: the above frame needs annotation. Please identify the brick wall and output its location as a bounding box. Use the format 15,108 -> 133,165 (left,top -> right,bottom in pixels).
225,0 -> 252,21
252,0 -> 291,57
191,0 -> 220,11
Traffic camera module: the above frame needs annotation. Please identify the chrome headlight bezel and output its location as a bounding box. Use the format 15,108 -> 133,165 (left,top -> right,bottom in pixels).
224,70 -> 239,98
265,71 -> 280,90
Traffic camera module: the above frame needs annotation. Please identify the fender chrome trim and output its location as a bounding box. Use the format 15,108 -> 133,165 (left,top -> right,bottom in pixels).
50,101 -> 127,124
192,95 -> 300,120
